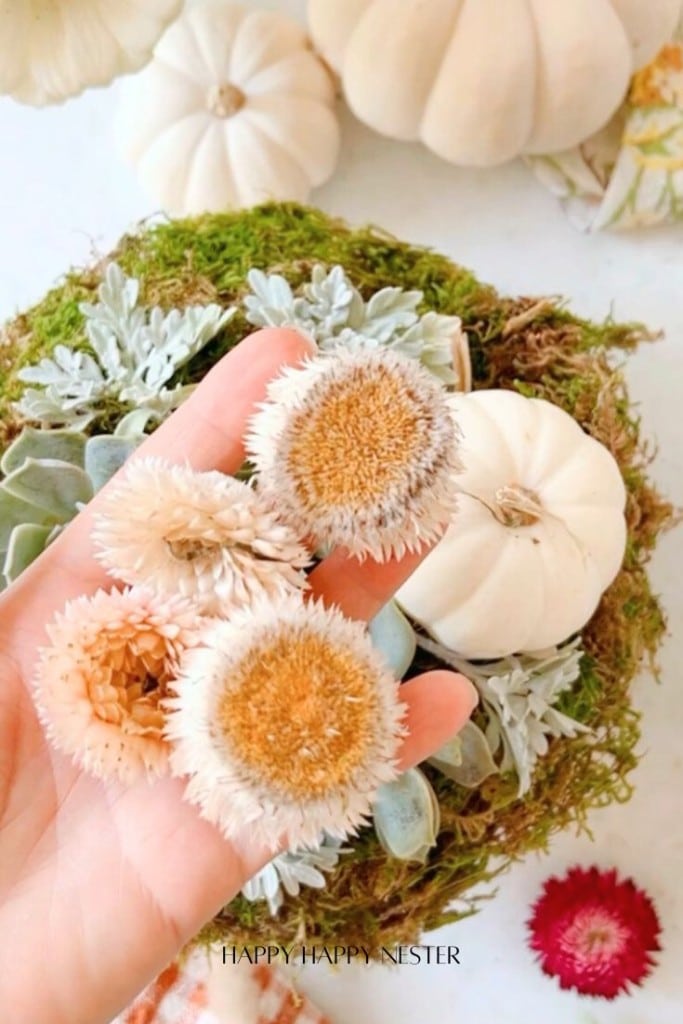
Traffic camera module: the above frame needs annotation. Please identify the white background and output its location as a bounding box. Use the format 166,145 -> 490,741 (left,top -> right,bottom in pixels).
1,1 -> 682,1021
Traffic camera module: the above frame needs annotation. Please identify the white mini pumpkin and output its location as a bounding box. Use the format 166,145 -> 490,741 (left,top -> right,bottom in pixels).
116,1 -> 340,215
396,390 -> 627,658
0,0 -> 182,106
308,0 -> 681,166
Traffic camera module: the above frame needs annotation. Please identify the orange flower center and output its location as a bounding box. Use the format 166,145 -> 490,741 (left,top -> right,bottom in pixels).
217,627 -> 378,799
88,631 -> 173,737
285,363 -> 431,511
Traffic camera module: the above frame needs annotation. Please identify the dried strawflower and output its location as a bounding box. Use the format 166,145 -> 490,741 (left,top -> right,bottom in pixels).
167,594 -> 406,849
34,587 -> 200,782
93,458 -> 310,616
246,349 -> 461,561
528,866 -> 662,999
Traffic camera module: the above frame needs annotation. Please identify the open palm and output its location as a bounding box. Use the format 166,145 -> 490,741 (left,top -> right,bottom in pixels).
0,329 -> 476,1024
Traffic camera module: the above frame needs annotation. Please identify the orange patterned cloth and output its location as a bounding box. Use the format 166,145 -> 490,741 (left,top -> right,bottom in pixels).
116,961 -> 331,1024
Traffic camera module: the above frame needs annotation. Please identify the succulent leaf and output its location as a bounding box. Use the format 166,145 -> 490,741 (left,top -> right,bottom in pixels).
0,428 -> 86,475
84,435 -> 140,492
0,488 -> 55,552
1,458 -> 93,519
3,524 -> 54,586
0,425 -> 143,590
369,600 -> 417,680
429,720 -> 499,788
373,767 -> 440,863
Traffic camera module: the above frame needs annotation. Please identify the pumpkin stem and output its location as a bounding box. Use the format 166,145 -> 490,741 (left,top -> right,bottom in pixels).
493,484 -> 543,527
207,83 -> 246,118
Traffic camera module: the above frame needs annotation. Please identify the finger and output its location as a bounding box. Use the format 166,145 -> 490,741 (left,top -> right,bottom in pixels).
132,328 -> 314,473
308,544 -> 434,622
397,671 -> 479,770
4,329 -> 314,632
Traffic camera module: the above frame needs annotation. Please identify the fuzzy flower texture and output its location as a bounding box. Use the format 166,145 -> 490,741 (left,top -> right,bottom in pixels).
528,866 -> 662,999
167,594 -> 406,850
34,586 -> 199,782
247,348 -> 462,561
93,458 -> 310,616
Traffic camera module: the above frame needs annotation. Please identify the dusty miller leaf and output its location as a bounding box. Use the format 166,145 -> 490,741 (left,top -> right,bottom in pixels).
416,636 -> 588,796
244,263 -> 469,386
15,263 -> 235,428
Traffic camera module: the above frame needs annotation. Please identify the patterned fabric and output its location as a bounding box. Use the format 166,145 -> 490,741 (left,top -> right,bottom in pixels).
251,965 -> 329,1024
115,960 -> 331,1024
528,39 -> 683,231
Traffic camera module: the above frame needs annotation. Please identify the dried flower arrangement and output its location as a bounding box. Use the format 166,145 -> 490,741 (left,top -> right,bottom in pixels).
0,203 -> 671,954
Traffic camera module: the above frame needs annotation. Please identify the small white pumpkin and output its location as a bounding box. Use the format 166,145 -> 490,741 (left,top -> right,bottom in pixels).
116,1 -> 341,215
0,0 -> 182,106
308,0 -> 681,166
396,390 -> 627,658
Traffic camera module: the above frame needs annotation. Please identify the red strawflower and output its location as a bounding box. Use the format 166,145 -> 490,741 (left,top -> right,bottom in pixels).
527,866 -> 661,999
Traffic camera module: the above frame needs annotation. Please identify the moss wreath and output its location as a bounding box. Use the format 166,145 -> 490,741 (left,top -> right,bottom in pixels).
0,203 -> 671,951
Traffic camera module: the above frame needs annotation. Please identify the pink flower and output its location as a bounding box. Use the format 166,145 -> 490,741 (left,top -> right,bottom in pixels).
34,586 -> 201,782
527,865 -> 662,999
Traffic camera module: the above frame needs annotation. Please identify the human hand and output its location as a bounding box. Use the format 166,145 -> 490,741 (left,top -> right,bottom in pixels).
0,328 -> 477,1024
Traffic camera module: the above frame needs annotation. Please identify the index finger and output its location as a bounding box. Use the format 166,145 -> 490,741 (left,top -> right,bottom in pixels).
4,329 -> 314,631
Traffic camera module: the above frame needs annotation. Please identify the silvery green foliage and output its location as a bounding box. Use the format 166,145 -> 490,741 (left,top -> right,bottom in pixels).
15,263 -> 235,429
373,767 -> 440,863
0,425 -> 141,589
241,837 -> 345,916
244,265 -> 465,385
417,636 -> 588,797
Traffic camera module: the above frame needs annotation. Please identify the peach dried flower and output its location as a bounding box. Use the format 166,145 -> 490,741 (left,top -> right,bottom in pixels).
34,586 -> 200,782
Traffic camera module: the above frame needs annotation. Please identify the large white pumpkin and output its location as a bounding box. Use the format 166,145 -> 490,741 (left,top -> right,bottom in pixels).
0,0 -> 182,106
117,1 -> 340,215
308,0 -> 681,166
396,390 -> 627,658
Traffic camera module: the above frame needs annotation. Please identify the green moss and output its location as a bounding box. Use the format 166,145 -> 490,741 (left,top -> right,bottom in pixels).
0,203 -> 672,952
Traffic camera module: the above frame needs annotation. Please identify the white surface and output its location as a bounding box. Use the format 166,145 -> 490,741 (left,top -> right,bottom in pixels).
1,4 -> 682,1021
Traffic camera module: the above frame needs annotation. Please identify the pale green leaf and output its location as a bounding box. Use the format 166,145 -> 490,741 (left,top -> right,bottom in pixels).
430,720 -> 499,788
373,768 -> 440,863
85,435 -> 140,492
369,600 -> 417,679
3,523 -> 53,585
0,428 -> 86,475
1,459 -> 93,519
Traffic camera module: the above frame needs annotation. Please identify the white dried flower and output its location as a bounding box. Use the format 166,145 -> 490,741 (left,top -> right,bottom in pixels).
16,263 -> 234,429
93,458 -> 310,616
246,349 -> 462,562
416,636 -> 588,797
167,594 -> 406,850
241,836 -> 345,916
244,264 -> 470,388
